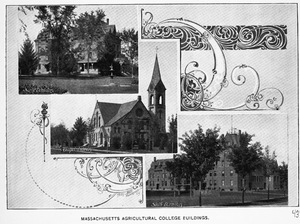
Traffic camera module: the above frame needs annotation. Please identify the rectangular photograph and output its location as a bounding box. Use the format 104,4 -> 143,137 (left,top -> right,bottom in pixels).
146,114 -> 289,207
18,5 -> 138,94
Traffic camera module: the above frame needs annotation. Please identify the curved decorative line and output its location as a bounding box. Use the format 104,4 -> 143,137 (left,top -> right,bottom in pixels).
159,18 -> 227,102
25,126 -> 116,208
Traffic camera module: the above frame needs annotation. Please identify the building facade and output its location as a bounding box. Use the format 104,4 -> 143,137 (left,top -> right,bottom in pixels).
88,55 -> 166,150
147,129 -> 281,192
34,18 -> 121,74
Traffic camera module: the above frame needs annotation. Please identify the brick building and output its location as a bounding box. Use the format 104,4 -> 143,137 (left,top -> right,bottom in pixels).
146,129 -> 281,192
87,54 -> 167,150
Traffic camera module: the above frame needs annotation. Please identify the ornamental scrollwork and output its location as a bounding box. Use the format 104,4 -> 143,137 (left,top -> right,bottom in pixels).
74,157 -> 143,199
142,10 -> 284,111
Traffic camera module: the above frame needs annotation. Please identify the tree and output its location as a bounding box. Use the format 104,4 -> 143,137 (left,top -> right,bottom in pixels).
167,125 -> 224,206
97,32 -> 120,76
261,146 -> 278,200
278,161 -> 288,195
85,118 -> 94,146
34,6 -> 76,76
167,114 -> 177,153
71,117 -> 87,146
19,38 -> 39,75
75,9 -> 106,75
166,154 -> 192,196
118,28 -> 138,77
50,123 -> 69,146
227,132 -> 263,204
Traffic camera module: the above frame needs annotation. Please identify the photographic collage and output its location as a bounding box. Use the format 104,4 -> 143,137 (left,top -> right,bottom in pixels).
6,3 -> 299,214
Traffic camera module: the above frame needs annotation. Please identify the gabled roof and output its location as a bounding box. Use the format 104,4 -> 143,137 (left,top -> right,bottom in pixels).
105,100 -> 138,126
147,54 -> 166,91
96,102 -> 121,124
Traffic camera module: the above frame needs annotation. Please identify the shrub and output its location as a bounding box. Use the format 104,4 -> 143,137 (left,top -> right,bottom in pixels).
19,84 -> 68,94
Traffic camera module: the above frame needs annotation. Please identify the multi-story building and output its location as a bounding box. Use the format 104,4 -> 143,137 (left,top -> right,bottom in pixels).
87,54 -> 166,150
34,18 -> 121,74
204,129 -> 281,191
146,129 -> 281,192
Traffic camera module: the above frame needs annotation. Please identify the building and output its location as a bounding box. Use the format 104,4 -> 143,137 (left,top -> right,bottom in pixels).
34,18 -> 121,74
204,129 -> 281,191
87,54 -> 167,151
146,129 -> 281,192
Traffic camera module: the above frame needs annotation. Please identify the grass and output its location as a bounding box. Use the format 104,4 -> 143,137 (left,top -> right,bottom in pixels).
19,76 -> 138,94
146,190 -> 288,207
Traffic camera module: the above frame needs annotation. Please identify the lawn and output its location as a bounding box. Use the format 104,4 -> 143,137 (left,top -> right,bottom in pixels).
19,76 -> 138,94
146,190 -> 288,207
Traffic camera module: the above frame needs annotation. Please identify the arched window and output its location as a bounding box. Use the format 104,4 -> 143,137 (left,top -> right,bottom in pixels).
150,95 -> 154,105
96,112 -> 99,127
98,116 -> 101,127
158,95 -> 163,105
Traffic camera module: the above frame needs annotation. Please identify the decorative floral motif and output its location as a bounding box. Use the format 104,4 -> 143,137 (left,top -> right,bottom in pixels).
141,10 -> 284,111
74,157 -> 143,198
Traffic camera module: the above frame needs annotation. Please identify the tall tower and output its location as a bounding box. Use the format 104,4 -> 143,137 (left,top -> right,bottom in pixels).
148,54 -> 166,132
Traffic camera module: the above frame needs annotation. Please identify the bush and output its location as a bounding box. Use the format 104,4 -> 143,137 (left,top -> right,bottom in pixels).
19,84 -> 68,94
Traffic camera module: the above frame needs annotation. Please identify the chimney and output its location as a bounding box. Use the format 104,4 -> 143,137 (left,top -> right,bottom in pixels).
137,95 -> 141,101
154,157 -> 156,162
106,18 -> 109,25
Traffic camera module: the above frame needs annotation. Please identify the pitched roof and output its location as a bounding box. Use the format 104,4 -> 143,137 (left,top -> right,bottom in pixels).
147,54 -> 166,91
104,100 -> 138,126
97,102 -> 122,124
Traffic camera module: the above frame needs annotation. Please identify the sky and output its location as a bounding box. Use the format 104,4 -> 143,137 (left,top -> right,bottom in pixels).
18,5 -> 138,48
178,113 -> 288,164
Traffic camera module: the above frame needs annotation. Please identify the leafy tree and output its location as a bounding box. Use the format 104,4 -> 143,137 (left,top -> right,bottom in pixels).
167,114 -> 177,153
75,9 -> 106,75
85,118 -> 94,146
278,161 -> 288,194
167,125 -> 224,206
166,154 -> 191,196
71,117 -> 87,146
50,123 -> 69,146
261,146 -> 278,200
97,32 -> 120,76
19,38 -> 39,75
227,132 -> 263,204
118,28 -> 138,77
34,5 -> 76,76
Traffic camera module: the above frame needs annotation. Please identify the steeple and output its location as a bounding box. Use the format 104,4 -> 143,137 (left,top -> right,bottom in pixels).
148,53 -> 166,133
147,54 -> 166,91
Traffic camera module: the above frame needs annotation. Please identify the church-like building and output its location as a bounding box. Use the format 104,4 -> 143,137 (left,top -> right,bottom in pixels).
87,54 -> 167,151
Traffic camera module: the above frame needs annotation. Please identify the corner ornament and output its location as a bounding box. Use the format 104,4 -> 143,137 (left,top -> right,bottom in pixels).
141,10 -> 284,111
30,102 -> 49,161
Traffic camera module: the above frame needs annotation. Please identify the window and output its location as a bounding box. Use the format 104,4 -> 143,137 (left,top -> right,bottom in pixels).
209,172 -> 212,176
230,180 -> 233,186
214,171 -> 217,176
158,95 -> 163,105
230,170 -> 234,176
222,180 -> 225,186
98,116 -> 101,127
150,95 -> 154,105
222,171 -> 225,176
